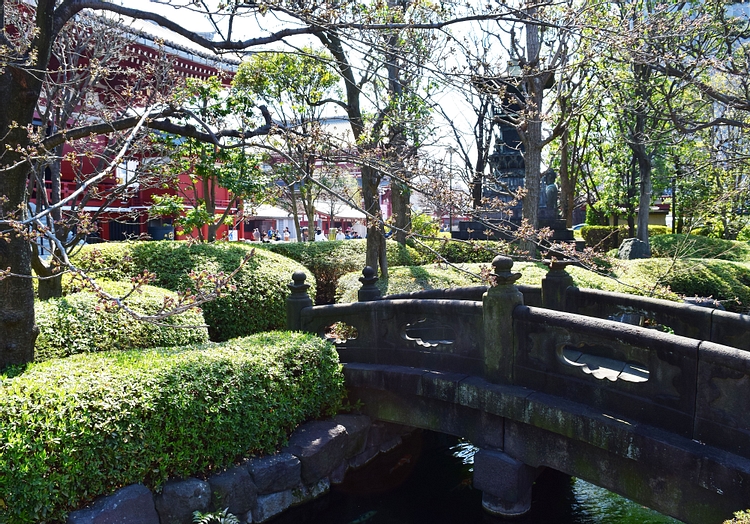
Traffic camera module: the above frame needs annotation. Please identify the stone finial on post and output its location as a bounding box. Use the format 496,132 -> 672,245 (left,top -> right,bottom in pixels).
541,259 -> 575,311
483,256 -> 524,383
358,266 -> 382,302
286,271 -> 313,331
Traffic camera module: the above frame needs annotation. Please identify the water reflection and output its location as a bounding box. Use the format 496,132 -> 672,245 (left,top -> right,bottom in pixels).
276,430 -> 681,524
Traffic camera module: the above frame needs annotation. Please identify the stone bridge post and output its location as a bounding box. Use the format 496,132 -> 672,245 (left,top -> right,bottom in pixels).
482,256 -> 523,383
286,271 -> 312,331
541,259 -> 575,311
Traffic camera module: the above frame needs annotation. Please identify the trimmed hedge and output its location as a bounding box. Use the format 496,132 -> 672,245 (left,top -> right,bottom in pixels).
651,234 -> 750,262
0,332 -> 344,524
259,239 -> 421,304
35,281 -> 209,362
73,242 -> 314,341
409,239 -> 516,264
581,226 -> 629,252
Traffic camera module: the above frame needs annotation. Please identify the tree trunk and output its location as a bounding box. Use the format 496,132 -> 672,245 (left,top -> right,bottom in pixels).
558,130 -> 574,227
0,87 -> 43,366
391,180 -> 410,245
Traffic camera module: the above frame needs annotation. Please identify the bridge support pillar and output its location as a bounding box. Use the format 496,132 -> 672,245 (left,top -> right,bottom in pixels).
473,449 -> 540,518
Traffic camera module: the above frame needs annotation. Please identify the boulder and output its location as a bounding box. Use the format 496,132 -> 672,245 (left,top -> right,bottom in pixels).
617,238 -> 651,260
66,484 -> 159,524
282,416 -> 369,485
248,453 -> 301,494
154,478 -> 211,524
208,465 -> 258,516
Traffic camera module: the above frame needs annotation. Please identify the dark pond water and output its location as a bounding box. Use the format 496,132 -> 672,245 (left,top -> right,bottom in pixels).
275,430 -> 682,524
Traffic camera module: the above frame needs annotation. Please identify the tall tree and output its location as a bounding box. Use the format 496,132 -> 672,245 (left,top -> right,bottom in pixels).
233,48 -> 344,241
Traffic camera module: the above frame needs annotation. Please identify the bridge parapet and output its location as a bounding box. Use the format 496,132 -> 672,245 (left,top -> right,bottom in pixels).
298,296 -> 485,376
513,305 -> 698,438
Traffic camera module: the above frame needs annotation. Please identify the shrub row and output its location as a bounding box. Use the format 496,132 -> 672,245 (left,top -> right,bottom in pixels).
35,281 -> 209,362
0,332 -> 344,524
259,239 -> 421,304
408,239 -> 516,264
73,242 -> 313,341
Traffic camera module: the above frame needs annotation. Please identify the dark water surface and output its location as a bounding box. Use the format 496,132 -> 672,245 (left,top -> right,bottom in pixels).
276,430 -> 682,524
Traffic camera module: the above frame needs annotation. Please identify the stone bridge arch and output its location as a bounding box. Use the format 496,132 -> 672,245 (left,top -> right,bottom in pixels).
287,257 -> 750,523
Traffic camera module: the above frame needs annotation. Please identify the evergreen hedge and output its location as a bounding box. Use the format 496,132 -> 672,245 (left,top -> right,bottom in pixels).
0,332 -> 344,524
35,281 -> 209,362
409,239 -> 516,264
73,242 -> 314,341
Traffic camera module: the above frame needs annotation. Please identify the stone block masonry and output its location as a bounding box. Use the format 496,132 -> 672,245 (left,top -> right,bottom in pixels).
66,415 -> 415,524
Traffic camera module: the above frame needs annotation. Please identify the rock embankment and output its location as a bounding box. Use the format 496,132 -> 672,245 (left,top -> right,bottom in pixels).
67,414 -> 414,524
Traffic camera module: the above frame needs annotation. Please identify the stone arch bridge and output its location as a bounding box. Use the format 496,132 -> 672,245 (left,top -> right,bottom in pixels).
286,257 -> 750,524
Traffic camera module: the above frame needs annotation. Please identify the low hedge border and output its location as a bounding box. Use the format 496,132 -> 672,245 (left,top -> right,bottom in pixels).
0,332 -> 344,524
35,281 -> 209,362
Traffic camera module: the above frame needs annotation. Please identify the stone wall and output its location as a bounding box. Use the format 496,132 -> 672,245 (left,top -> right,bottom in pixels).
66,414 -> 414,524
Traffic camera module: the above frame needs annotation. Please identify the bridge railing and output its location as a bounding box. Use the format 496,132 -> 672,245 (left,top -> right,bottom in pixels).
287,257 -> 750,459
297,297 -> 485,376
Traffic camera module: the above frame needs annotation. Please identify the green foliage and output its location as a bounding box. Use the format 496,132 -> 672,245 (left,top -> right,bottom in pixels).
35,281 -> 209,362
651,234 -> 750,262
0,332 -> 344,524
410,239 -> 515,264
336,262 -> 554,302
585,205 -> 609,226
646,259 -> 750,312
581,226 -> 629,252
410,211 -> 440,238
234,48 -> 340,112
260,240 -> 420,304
726,510 -> 750,524
73,242 -> 314,341
193,508 -> 240,524
154,76 -> 269,240
334,260 -> 679,303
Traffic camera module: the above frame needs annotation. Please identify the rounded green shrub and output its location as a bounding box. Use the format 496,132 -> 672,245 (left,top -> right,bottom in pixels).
73,242 -> 314,341
35,281 -> 209,361
581,226 -> 629,252
0,332 -> 344,524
